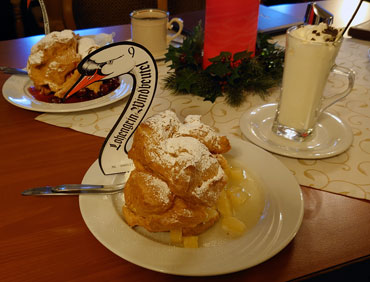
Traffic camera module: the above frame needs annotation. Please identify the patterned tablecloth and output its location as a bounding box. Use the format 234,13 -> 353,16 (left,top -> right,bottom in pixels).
36,36 -> 370,200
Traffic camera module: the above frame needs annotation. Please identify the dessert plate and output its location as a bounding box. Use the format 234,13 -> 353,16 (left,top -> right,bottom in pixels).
240,103 -> 353,159
2,74 -> 133,113
79,136 -> 304,276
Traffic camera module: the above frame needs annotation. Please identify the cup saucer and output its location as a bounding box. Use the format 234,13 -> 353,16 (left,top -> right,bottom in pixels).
240,103 -> 353,159
151,51 -> 166,61
126,39 -> 166,61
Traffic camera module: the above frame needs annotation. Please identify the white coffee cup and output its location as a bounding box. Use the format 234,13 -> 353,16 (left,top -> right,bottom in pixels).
130,9 -> 183,58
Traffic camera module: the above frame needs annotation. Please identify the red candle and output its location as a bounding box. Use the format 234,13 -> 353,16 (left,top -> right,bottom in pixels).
203,0 -> 260,68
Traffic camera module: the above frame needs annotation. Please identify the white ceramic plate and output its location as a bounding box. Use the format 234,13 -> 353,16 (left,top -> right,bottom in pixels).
2,74 -> 133,113
240,103 -> 353,159
79,136 -> 303,276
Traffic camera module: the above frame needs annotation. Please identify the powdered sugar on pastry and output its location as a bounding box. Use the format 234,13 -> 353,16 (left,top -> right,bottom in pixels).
28,30 -> 76,66
129,111 -> 227,205
192,165 -> 224,201
177,115 -> 217,143
161,136 -> 215,172
124,110 -> 230,235
144,110 -> 180,140
175,114 -> 231,154
27,30 -> 81,96
27,30 -> 107,99
142,173 -> 171,204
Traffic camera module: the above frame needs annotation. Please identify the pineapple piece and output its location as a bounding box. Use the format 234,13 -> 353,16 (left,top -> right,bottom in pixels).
217,190 -> 233,216
227,185 -> 250,208
224,167 -> 232,179
206,207 -> 219,219
221,216 -> 246,237
240,178 -> 257,193
229,168 -> 245,184
183,236 -> 198,248
170,229 -> 183,244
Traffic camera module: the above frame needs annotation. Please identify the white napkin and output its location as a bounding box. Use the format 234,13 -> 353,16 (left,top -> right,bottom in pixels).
36,39 -> 370,201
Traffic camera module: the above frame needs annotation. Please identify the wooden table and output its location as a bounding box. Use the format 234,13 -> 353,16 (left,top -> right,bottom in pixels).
178,0 -> 370,37
1,5 -> 370,282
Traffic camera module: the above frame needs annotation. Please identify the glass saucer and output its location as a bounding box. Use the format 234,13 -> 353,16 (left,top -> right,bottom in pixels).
240,103 -> 353,159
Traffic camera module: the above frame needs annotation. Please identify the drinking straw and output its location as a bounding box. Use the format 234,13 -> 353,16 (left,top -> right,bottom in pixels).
338,0 -> 365,40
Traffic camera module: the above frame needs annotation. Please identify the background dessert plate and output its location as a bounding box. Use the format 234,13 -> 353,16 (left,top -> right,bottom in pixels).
2,74 -> 133,113
240,103 -> 353,159
79,136 -> 304,276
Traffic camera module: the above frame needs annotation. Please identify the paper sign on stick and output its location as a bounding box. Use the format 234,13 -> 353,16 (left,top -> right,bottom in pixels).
64,42 -> 158,175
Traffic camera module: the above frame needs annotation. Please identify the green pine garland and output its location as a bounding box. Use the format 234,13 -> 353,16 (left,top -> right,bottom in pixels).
164,23 -> 285,107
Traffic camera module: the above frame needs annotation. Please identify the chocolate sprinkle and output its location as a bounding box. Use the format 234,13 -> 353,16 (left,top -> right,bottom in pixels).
321,26 -> 339,42
322,26 -> 339,37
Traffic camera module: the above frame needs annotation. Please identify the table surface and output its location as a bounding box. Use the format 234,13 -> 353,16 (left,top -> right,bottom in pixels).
1,2 -> 370,281
176,0 -> 370,37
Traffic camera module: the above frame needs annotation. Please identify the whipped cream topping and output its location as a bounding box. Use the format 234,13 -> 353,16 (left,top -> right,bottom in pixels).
77,37 -> 99,58
28,30 -> 76,66
34,30 -> 75,49
291,23 -> 342,42
28,30 -> 107,68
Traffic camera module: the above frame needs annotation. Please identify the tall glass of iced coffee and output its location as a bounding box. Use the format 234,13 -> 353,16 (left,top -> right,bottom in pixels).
272,23 -> 355,141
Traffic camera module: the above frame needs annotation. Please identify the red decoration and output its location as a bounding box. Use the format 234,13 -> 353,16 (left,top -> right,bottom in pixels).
203,0 -> 260,69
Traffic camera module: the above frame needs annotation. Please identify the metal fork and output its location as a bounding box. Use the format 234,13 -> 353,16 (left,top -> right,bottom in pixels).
0,66 -> 28,75
21,183 -> 126,196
